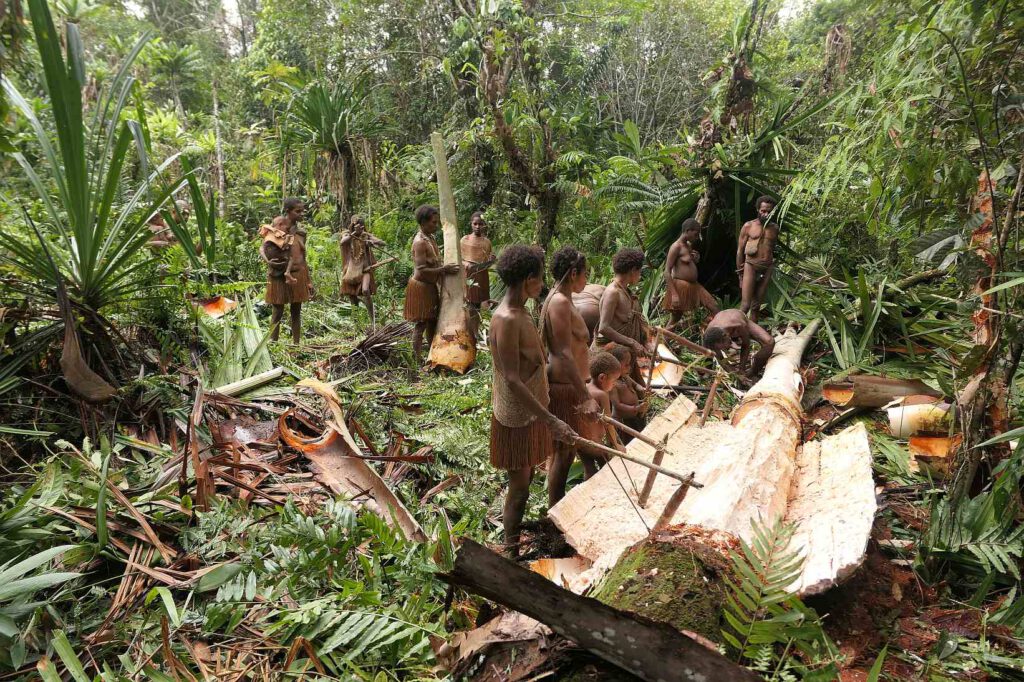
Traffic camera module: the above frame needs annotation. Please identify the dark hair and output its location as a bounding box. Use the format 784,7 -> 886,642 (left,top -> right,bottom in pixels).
470,211 -> 485,222
606,343 -> 633,365
349,214 -> 365,226
283,197 -> 304,212
756,195 -> 776,210
551,246 -> 586,282
496,245 -> 544,287
589,351 -> 621,381
415,205 -> 439,225
703,326 -> 730,348
612,248 -> 645,275
681,218 -> 701,233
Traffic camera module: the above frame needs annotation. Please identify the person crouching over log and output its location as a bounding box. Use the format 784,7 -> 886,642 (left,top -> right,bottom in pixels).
597,248 -> 649,382
542,247 -> 599,507
702,309 -> 775,380
405,205 -> 460,366
461,211 -> 495,341
663,218 -> 718,326
737,196 -> 779,323
340,214 -> 386,324
261,198 -> 311,343
490,245 -> 576,556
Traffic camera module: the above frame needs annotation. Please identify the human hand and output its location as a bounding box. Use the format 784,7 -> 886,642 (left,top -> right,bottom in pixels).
549,418 -> 576,444
631,339 -> 647,356
443,263 -> 461,275
285,273 -> 297,285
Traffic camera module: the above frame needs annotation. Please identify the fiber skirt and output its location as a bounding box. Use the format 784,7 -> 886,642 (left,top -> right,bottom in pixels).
663,279 -> 701,313
490,415 -> 553,471
265,267 -> 311,305
548,382 -> 592,435
403,277 -> 440,322
466,270 -> 490,305
341,272 -> 376,297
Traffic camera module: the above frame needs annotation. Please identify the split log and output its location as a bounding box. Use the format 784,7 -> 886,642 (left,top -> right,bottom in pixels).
279,379 -> 426,542
822,374 -> 942,408
427,132 -> 475,374
440,539 -> 760,682
550,321 -> 877,596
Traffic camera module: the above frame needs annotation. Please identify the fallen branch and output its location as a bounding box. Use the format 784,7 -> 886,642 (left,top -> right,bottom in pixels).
440,539 -> 760,682
212,367 -> 286,397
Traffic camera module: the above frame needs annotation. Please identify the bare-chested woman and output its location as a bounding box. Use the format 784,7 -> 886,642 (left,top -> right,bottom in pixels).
664,218 -> 718,325
490,245 -> 575,555
461,212 -> 495,340
597,248 -> 649,382
541,247 -> 600,506
404,205 -> 460,366
737,196 -> 780,323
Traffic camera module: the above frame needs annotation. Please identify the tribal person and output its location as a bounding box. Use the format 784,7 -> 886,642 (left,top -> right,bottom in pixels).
541,246 -> 599,507
404,205 -> 460,366
572,283 -> 606,343
702,308 -> 775,379
663,218 -> 719,325
596,248 -> 649,382
260,198 -> 311,343
340,214 -> 386,324
490,245 -> 575,555
461,211 -> 495,340
737,196 -> 780,323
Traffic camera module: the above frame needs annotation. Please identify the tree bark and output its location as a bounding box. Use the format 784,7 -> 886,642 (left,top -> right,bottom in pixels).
212,80 -> 227,220
427,132 -> 476,373
440,539 -> 761,682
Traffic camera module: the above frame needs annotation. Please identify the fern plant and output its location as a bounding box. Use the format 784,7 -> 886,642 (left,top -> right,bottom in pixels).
723,517 -> 840,679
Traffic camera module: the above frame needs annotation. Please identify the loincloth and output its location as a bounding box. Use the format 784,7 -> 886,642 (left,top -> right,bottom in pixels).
466,268 -> 490,305
547,382 -> 593,435
490,415 -> 553,470
341,271 -> 376,297
745,257 -> 773,276
403,277 -> 440,322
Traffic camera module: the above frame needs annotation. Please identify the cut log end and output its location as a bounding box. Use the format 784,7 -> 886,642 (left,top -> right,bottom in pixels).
428,330 -> 477,374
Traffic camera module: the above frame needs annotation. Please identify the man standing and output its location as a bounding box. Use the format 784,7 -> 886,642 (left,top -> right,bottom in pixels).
702,309 -> 775,379
461,211 -> 495,340
663,218 -> 719,325
404,205 -> 460,366
340,214 -> 386,325
597,248 -> 649,381
260,198 -> 311,344
541,246 -> 599,506
737,196 -> 780,322
490,245 -> 575,555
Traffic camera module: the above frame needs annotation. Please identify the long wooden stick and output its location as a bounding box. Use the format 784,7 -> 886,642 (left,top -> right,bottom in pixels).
698,375 -> 721,427
653,483 -> 692,531
654,325 -> 715,357
597,413 -> 666,453
573,436 -> 701,488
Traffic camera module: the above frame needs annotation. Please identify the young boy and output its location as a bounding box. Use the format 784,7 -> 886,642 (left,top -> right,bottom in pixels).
579,351 -> 626,478
606,344 -> 646,442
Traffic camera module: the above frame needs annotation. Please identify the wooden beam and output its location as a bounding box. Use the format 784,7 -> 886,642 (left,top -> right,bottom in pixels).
440,539 -> 761,682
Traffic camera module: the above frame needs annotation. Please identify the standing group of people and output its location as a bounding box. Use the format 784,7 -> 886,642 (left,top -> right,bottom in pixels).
255,196 -> 783,554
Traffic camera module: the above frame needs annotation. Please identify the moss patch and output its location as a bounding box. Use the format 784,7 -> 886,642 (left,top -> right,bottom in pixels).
592,532 -> 736,642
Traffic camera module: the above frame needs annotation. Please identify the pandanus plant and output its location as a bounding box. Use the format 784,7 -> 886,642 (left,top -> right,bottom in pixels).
0,0 -> 187,401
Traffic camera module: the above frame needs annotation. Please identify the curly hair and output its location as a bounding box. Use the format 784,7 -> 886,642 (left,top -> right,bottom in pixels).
612,248 -> 645,275
756,195 -> 776,210
605,343 -> 633,366
496,245 -> 544,287
415,204 -> 439,225
283,197 -> 304,212
680,218 -> 701,233
589,351 -> 622,382
550,246 -> 586,282
703,325 -> 730,349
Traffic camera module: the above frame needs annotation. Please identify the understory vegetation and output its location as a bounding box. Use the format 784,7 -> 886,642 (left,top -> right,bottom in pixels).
0,0 -> 1022,679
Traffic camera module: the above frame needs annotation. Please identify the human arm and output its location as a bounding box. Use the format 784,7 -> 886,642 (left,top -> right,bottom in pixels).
598,392 -> 626,452
747,320 -> 775,377
598,288 -> 646,356
339,231 -> 352,246
412,239 -> 459,282
664,242 -> 680,287
492,314 -> 575,443
736,224 -> 749,273
367,232 -> 387,247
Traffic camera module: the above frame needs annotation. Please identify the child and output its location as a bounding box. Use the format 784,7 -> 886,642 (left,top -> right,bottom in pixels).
606,344 -> 647,442
580,351 -> 626,478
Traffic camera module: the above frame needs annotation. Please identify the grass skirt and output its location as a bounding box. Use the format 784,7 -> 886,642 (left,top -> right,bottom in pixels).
490,415 -> 553,471
663,279 -> 702,313
466,270 -> 490,305
265,266 -> 311,305
403,277 -> 440,322
548,382 -> 592,435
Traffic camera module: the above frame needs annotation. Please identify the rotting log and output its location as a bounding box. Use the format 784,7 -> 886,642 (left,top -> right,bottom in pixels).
822,374 -> 942,408
279,379 -> 426,542
550,320 -> 877,596
440,539 -> 761,682
427,132 -> 475,374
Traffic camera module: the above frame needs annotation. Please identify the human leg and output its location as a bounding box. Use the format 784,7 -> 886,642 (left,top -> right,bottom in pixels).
289,303 -> 302,343
503,466 -> 533,555
547,444 -> 575,507
270,304 -> 284,341
739,263 -> 758,316
750,265 -> 774,322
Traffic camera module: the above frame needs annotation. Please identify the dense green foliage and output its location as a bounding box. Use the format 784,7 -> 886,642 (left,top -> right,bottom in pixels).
0,0 -> 1022,679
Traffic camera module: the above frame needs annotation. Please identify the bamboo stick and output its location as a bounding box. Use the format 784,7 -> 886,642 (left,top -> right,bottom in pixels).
698,375 -> 721,427
212,367 -> 285,397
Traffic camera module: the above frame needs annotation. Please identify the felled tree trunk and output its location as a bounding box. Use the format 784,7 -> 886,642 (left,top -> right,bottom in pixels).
550,321 -> 876,596
427,132 -> 475,374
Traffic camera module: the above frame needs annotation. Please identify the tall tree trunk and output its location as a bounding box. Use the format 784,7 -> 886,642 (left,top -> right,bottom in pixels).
212,80 -> 227,220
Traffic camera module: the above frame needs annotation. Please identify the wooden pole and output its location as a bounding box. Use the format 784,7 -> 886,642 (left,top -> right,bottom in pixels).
653,483 -> 692,531
654,325 -> 715,358
427,132 -> 475,374
698,375 -> 721,427
573,436 -> 701,488
597,413 -> 666,452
